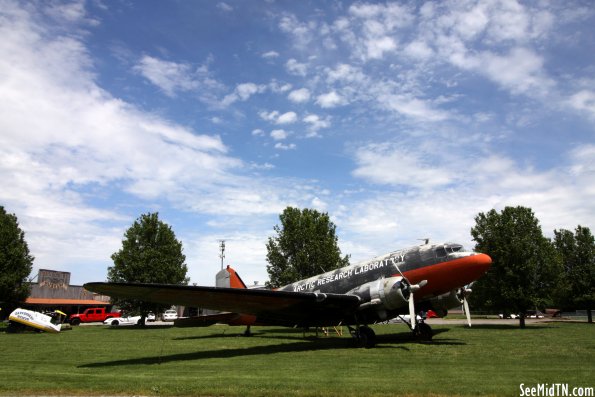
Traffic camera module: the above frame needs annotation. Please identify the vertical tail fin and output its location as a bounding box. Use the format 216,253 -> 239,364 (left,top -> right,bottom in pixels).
215,265 -> 247,289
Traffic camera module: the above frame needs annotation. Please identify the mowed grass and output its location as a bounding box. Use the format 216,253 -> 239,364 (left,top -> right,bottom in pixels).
0,321 -> 593,396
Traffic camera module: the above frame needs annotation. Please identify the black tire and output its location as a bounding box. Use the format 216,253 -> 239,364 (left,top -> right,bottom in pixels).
111,320 -> 119,326
70,318 -> 81,326
415,322 -> 433,341
357,326 -> 376,348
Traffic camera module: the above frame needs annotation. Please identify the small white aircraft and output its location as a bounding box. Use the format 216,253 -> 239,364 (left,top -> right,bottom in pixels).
8,308 -> 68,333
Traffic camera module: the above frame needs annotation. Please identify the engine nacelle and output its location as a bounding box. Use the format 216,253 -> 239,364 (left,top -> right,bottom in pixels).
427,290 -> 463,317
348,276 -> 409,312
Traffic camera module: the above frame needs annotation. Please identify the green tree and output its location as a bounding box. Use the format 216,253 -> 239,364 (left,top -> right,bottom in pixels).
0,206 -> 33,314
109,212 -> 188,320
553,225 -> 595,323
470,206 -> 561,328
266,207 -> 350,288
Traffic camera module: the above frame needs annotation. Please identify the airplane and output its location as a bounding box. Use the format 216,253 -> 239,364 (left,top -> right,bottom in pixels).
84,241 -> 492,348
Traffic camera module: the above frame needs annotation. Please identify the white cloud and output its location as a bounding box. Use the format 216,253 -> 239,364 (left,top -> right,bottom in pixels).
404,40 -> 434,60
269,80 -> 292,93
277,111 -> 298,124
288,88 -> 311,103
326,63 -> 366,84
476,48 -> 553,96
303,114 -> 331,137
251,128 -> 265,136
316,91 -> 346,108
217,2 -> 233,12
342,144 -> 595,258
377,93 -> 450,122
364,36 -> 397,60
221,82 -> 266,106
262,51 -> 279,59
0,1 -> 315,282
274,142 -> 297,150
279,14 -> 315,49
352,143 -> 453,189
567,90 -> 595,118
133,55 -> 216,97
285,58 -> 308,76
259,110 -> 298,125
345,2 -> 413,61
311,196 -> 328,211
270,129 -> 288,140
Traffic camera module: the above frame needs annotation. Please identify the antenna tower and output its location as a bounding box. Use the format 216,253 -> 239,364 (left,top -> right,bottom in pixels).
219,240 -> 226,270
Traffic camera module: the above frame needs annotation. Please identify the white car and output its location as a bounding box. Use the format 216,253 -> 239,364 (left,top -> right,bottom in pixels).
103,315 -> 144,326
498,313 -> 519,319
162,309 -> 178,321
147,312 -> 156,322
526,310 -> 545,319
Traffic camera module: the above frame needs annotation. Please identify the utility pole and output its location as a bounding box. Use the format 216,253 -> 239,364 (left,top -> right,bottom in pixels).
219,240 -> 226,270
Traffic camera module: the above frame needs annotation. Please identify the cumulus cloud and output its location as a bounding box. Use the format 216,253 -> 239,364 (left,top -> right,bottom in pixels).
288,88 -> 311,103
277,111 -> 298,124
262,50 -> 280,59
285,58 -> 308,76
303,114 -> 331,137
221,82 -> 266,106
274,142 -> 297,150
316,91 -> 346,108
567,90 -> 595,118
270,129 -> 288,140
259,110 -> 298,125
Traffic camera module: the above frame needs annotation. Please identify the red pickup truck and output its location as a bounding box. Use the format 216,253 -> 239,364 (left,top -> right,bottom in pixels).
69,307 -> 120,325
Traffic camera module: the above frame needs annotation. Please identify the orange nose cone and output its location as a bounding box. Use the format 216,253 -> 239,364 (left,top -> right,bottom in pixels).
474,253 -> 492,273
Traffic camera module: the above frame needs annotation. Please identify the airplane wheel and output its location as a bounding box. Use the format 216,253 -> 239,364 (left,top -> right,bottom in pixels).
415,323 -> 433,341
357,326 -> 376,348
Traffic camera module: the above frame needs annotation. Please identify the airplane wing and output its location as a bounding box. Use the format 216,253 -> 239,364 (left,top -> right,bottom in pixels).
84,282 -> 361,327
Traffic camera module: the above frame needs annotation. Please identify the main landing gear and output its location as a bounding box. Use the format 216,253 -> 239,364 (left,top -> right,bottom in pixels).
348,324 -> 377,348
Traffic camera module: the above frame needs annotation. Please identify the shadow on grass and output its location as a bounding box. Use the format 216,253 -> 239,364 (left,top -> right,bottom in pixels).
465,324 -> 550,330
104,325 -> 175,331
79,328 -> 463,368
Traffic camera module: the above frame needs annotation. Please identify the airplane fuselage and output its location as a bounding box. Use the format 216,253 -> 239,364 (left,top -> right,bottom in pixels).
279,242 -> 491,324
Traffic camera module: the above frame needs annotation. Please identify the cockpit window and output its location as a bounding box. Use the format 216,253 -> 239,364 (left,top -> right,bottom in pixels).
435,247 -> 447,257
445,244 -> 464,253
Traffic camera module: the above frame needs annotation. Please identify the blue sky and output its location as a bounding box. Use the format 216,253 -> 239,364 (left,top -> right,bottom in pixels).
1,0 -> 594,286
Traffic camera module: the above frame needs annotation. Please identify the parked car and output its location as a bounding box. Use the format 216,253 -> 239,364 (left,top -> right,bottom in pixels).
162,309 -> 178,321
103,315 -> 144,326
498,313 -> 519,319
69,307 -> 120,325
147,312 -> 156,322
525,310 -> 545,319
426,310 -> 439,318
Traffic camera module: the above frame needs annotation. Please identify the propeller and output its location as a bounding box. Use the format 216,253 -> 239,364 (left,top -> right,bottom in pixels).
395,264 -> 427,330
459,284 -> 473,327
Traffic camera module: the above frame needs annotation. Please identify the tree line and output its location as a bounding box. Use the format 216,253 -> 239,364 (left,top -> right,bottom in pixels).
1,205 -> 593,325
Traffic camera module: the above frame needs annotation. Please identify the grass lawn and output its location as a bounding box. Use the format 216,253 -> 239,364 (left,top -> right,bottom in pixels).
0,321 -> 593,396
